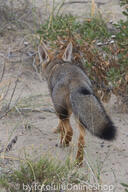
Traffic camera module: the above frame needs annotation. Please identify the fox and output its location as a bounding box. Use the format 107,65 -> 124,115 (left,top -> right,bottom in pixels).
38,42 -> 116,165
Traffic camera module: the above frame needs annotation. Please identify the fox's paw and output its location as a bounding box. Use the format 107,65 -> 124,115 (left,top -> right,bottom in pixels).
53,127 -> 60,134
75,159 -> 83,167
55,142 -> 69,148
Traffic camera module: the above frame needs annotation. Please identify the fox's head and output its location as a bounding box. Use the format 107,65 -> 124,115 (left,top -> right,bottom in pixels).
38,42 -> 73,70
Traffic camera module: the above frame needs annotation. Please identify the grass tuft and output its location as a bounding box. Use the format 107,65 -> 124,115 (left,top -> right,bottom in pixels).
0,156 -> 89,192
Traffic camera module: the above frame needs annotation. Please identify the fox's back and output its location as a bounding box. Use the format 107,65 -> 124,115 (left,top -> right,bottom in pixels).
47,61 -> 92,94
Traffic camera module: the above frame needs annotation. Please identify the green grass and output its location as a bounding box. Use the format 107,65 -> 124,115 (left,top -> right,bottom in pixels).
37,14 -> 111,42
0,156 -> 88,192
79,17 -> 110,41
121,183 -> 128,192
115,19 -> 128,66
37,15 -> 80,41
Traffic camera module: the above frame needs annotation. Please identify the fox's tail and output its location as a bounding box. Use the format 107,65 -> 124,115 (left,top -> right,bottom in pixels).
70,87 -> 116,140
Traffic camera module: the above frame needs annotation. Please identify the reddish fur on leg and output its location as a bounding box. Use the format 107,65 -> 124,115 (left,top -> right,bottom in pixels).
76,123 -> 85,166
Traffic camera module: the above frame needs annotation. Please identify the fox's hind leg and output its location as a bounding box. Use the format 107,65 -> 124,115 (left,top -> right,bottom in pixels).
52,91 -> 73,146
55,119 -> 73,147
60,118 -> 73,147
58,120 -> 65,145
76,122 -> 85,166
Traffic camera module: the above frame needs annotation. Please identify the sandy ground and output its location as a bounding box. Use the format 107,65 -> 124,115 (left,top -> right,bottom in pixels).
0,1 -> 128,192
32,0 -> 126,23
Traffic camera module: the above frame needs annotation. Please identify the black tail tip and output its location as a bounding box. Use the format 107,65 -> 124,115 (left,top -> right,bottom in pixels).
100,121 -> 117,141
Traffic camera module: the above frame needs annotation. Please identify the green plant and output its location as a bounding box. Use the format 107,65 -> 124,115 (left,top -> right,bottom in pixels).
113,2 -> 128,94
0,156 -> 88,192
121,183 -> 128,192
37,14 -> 110,42
37,15 -> 80,41
79,17 -> 111,41
120,0 -> 128,7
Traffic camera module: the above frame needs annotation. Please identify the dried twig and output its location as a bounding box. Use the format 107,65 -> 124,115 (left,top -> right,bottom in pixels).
84,149 -> 99,185
1,81 -> 11,101
0,60 -> 6,82
0,136 -> 18,153
7,78 -> 19,109
0,107 -> 13,119
14,107 -> 55,113
0,95 -> 22,119
64,1 -> 88,4
63,1 -> 105,6
0,78 -> 19,119
0,155 -> 21,161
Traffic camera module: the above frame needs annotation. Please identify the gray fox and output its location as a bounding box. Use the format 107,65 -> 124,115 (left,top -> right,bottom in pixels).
38,42 -> 116,165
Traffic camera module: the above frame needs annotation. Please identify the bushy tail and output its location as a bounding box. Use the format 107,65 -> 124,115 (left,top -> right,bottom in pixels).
70,87 -> 116,140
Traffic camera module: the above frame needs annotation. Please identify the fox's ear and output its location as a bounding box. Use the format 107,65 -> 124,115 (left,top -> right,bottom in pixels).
38,43 -> 50,65
62,42 -> 72,62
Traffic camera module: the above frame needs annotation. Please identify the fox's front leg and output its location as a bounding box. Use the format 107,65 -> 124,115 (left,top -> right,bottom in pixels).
76,123 -> 85,166
55,119 -> 65,147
